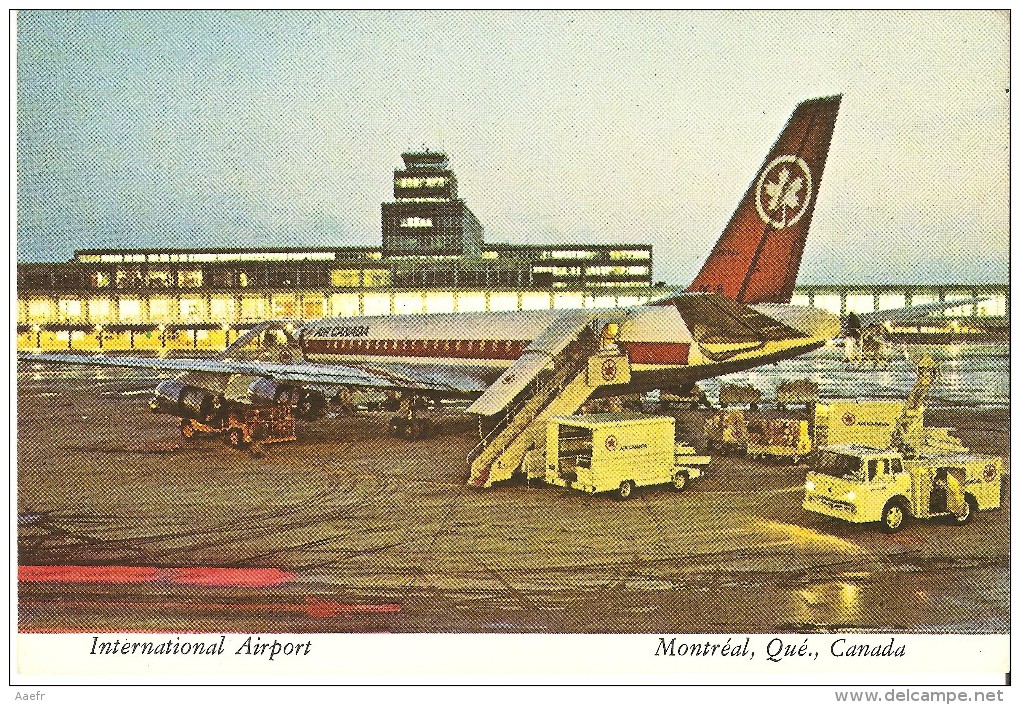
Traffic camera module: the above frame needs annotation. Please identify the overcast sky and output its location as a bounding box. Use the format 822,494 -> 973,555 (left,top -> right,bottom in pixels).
16,10 -> 1009,284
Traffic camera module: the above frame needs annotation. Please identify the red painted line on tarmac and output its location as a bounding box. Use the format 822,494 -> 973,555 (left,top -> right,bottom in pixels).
19,565 -> 295,587
164,567 -> 294,587
19,597 -> 401,632
20,598 -> 401,616
18,566 -> 160,584
20,628 -> 393,634
18,566 -> 400,631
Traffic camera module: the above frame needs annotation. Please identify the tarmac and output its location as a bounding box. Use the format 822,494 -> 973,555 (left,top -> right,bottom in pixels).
16,365 -> 1010,634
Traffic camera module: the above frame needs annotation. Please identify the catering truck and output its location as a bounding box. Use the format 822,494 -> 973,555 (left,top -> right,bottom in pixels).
802,444 -> 1002,533
546,413 -> 710,499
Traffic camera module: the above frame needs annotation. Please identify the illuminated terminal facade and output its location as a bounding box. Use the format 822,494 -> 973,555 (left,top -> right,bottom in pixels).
15,149 -> 1009,352
17,150 -> 656,351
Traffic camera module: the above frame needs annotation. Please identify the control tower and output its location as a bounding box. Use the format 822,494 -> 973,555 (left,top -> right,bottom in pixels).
381,150 -> 484,258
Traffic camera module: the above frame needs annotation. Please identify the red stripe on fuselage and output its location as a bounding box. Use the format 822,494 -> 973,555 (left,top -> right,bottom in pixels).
305,338 -> 691,366
304,338 -> 530,360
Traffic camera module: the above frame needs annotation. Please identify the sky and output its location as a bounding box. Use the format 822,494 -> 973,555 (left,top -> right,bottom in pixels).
15,10 -> 1010,284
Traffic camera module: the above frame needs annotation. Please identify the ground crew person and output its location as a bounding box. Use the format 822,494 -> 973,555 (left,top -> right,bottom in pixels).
944,471 -> 967,518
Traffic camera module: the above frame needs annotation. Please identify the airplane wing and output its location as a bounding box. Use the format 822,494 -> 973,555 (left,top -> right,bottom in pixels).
852,296 -> 991,329
16,351 -> 488,395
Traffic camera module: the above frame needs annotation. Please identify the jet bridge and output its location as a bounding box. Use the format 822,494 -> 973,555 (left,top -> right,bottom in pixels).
467,311 -> 631,488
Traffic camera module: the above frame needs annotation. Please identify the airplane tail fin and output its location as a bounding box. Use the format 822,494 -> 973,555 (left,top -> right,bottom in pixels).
684,95 -> 841,304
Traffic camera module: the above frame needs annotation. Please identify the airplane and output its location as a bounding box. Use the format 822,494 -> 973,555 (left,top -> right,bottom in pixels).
840,296 -> 994,365
842,297 -> 993,338
18,95 -> 844,447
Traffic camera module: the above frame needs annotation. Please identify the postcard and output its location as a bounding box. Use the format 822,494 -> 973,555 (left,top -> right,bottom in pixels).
12,9 -> 1010,698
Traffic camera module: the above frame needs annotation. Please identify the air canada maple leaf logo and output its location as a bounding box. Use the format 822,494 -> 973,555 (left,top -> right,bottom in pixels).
755,155 -> 813,229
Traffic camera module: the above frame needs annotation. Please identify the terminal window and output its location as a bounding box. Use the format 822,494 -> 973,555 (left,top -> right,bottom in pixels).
179,299 -> 202,320
58,299 -> 82,320
210,298 -> 235,321
88,299 -> 111,322
363,269 -> 392,287
119,299 -> 141,322
331,269 -> 362,287
147,270 -> 171,288
149,298 -> 171,321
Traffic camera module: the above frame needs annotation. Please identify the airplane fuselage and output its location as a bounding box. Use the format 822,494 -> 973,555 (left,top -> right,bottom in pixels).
297,302 -> 838,396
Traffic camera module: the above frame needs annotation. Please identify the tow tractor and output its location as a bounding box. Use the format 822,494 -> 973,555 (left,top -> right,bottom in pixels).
180,404 -> 297,452
545,413 -> 710,499
803,444 -> 1002,532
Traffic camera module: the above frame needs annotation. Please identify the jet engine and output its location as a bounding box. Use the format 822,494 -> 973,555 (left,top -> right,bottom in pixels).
248,378 -> 300,407
150,378 -> 223,421
248,378 -> 326,419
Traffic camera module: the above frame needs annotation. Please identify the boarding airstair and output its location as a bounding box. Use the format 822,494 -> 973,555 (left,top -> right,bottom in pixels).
466,310 -> 630,488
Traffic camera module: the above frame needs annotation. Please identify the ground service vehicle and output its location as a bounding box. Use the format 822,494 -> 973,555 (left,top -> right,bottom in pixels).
803,445 -> 1002,532
181,405 -> 297,451
545,413 -> 710,499
703,383 -> 759,454
703,409 -> 748,454
813,400 -> 904,449
746,412 -> 812,463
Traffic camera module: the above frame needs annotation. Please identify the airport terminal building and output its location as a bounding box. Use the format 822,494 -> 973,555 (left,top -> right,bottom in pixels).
16,150 -> 1009,352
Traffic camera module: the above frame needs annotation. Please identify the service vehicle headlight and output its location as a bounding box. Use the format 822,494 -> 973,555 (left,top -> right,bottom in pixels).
805,480 -> 815,491
845,491 -> 856,501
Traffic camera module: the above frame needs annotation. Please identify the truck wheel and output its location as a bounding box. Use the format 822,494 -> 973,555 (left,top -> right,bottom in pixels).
881,500 -> 907,534
951,495 -> 978,526
672,470 -> 690,492
401,419 -> 420,440
227,427 -> 246,449
388,417 -> 406,437
616,480 -> 634,501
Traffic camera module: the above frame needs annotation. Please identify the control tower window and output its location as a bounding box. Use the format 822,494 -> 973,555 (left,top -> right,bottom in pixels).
400,217 -> 433,228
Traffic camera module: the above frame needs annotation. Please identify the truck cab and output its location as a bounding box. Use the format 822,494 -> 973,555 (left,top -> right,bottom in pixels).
804,444 -> 1002,533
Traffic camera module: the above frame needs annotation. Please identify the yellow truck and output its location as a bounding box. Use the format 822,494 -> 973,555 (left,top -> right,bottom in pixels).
803,444 -> 1002,533
813,400 -> 904,449
546,413 -> 710,499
